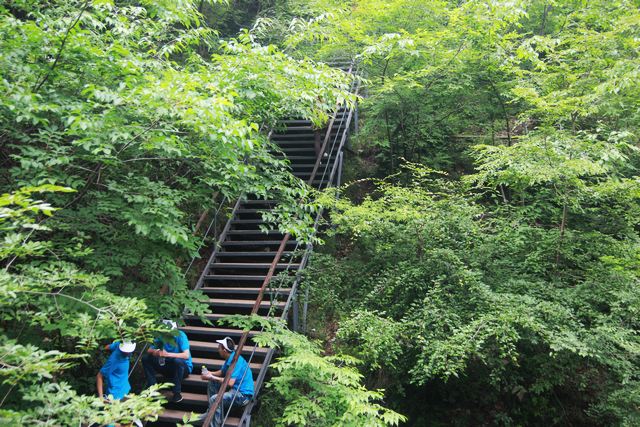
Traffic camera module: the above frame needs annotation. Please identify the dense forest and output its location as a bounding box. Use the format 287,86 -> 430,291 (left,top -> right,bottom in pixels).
1,0 -> 639,426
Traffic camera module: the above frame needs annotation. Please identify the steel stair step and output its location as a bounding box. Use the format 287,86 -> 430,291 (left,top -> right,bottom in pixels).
230,219 -> 270,224
182,374 -> 247,388
275,142 -> 320,148
221,240 -> 298,247
161,391 -> 207,404
215,251 -> 295,257
291,163 -> 333,169
204,274 -> 268,281
205,298 -> 287,309
272,133 -> 316,139
210,263 -> 299,269
234,208 -> 265,214
188,339 -> 269,355
227,230 -> 284,235
192,357 -> 262,372
180,326 -> 260,337
273,135 -> 339,141
276,147 -> 315,152
200,287 -> 292,295
275,155 -> 329,161
273,125 -> 314,131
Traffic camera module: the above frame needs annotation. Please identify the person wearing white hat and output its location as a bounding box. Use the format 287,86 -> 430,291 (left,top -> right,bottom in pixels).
96,340 -> 136,402
201,336 -> 254,427
142,319 -> 193,403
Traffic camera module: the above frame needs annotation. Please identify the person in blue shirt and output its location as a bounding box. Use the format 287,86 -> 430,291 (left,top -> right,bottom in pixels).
142,319 -> 193,403
201,336 -> 254,427
96,340 -> 136,401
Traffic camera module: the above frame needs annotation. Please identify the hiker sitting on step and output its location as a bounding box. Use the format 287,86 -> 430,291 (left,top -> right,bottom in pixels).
201,336 -> 254,427
142,319 -> 193,403
97,340 -> 136,402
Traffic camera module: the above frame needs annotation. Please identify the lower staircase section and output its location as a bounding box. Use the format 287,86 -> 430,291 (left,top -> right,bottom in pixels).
153,60 -> 358,426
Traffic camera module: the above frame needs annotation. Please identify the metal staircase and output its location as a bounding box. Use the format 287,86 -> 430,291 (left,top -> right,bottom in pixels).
154,60 -> 358,426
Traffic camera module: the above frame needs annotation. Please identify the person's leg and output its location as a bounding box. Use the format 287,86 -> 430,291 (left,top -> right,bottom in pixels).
207,389 -> 223,427
220,391 -> 241,423
142,354 -> 160,387
207,381 -> 220,401
207,389 -> 237,427
167,358 -> 188,396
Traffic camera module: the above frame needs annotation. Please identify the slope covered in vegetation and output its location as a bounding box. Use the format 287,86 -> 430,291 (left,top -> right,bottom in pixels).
1,0 -> 640,426
276,0 -> 640,425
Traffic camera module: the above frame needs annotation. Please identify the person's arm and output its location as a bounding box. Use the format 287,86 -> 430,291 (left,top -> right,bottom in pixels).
160,349 -> 190,360
96,372 -> 104,398
204,372 -> 235,387
147,338 -> 161,356
201,367 -> 223,381
161,333 -> 190,360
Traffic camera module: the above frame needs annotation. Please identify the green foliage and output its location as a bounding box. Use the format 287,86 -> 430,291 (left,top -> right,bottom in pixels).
336,310 -> 405,372
255,1 -> 640,423
258,0 -> 640,177
0,0 -> 356,423
306,161 -> 640,425
0,383 -> 167,427
244,318 -> 406,427
0,187 -> 170,425
0,0 -> 352,320
4,0 -> 640,425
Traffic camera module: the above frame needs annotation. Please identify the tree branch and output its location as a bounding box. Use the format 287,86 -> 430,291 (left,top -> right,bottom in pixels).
33,0 -> 91,93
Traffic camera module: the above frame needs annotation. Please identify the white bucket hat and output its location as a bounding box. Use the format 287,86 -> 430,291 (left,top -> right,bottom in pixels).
119,341 -> 136,353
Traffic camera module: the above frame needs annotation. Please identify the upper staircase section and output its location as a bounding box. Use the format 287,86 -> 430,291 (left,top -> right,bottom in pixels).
153,60 -> 359,427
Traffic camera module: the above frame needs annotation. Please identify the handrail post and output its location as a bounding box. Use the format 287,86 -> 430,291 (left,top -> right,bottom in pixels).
292,293 -> 299,332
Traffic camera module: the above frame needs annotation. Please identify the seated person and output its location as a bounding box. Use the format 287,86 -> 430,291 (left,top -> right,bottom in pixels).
96,340 -> 136,402
201,337 -> 254,427
142,319 -> 193,403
